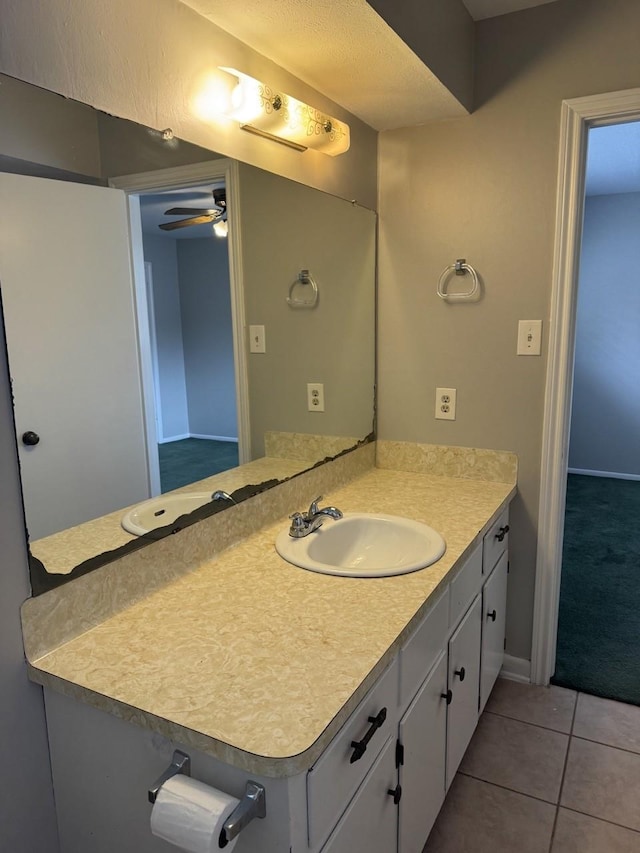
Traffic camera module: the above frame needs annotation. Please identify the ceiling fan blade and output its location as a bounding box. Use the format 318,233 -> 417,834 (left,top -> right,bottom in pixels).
164,207 -> 220,216
159,215 -> 215,231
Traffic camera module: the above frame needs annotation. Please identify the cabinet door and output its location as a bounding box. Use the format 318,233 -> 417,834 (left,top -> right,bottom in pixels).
446,595 -> 481,788
480,551 -> 508,712
320,736 -> 398,853
398,651 -> 448,853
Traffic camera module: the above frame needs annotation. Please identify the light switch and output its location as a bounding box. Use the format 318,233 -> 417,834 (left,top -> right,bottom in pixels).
249,325 -> 266,353
517,320 -> 542,356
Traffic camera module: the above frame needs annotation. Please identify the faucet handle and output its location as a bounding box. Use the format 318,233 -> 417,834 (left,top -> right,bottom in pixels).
307,496 -> 323,517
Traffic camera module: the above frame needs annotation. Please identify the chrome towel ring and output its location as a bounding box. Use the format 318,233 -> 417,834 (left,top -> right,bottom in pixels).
437,259 -> 479,301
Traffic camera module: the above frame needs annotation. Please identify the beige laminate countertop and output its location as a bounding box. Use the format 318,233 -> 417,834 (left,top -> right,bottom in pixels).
27,466 -> 515,778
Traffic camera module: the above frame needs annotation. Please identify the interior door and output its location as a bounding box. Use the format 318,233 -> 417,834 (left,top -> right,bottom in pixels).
0,173 -> 150,540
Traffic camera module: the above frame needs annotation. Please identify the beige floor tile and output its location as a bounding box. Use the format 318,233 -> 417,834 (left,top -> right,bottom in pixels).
552,808 -> 640,853
574,693 -> 640,754
423,774 -> 556,853
561,738 -> 640,831
485,678 -> 576,732
459,712 -> 568,803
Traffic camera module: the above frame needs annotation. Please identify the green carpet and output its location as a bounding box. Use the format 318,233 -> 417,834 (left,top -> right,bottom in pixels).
552,473 -> 640,705
159,438 -> 239,493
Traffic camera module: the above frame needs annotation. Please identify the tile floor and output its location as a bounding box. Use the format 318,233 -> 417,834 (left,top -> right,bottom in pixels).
423,678 -> 640,852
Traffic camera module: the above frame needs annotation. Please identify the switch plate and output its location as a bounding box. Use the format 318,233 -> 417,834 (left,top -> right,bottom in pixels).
249,324 -> 266,353
435,387 -> 456,420
517,320 -> 542,355
307,383 -> 325,412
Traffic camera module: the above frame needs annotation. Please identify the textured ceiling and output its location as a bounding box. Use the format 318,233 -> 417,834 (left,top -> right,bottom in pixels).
179,0 -> 468,131
461,0 -> 558,21
179,0 -> 560,130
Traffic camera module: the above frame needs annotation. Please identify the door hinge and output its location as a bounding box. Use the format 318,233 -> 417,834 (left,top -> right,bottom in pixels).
395,740 -> 404,768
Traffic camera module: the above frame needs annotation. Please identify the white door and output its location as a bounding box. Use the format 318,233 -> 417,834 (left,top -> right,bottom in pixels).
398,650 -> 448,853
480,552 -> 508,711
0,173 -> 150,540
446,595 -> 482,788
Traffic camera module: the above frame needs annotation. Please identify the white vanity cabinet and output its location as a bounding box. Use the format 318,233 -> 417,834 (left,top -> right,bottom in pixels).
39,505 -> 511,853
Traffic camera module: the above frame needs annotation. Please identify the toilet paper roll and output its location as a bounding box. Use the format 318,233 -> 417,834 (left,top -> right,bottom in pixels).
150,774 -> 240,853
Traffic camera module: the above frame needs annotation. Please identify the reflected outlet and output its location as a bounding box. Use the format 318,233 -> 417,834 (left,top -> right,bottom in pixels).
307,383 -> 325,412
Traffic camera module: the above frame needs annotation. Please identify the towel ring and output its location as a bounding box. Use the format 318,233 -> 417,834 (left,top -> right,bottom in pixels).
437,259 -> 479,301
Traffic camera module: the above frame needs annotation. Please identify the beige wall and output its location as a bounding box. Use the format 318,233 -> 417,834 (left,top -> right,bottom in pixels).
239,164 -> 376,458
0,0 -> 377,208
367,0 -> 474,110
377,0 -> 640,661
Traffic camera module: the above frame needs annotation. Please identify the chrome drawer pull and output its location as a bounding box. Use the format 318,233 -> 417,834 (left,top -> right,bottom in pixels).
350,707 -> 387,763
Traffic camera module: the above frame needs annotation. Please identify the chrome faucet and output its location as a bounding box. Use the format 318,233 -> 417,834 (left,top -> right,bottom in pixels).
211,490 -> 237,505
288,495 -> 343,538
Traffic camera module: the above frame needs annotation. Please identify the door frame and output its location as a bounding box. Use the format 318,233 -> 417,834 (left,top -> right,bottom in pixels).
110,159 -> 250,494
530,87 -> 640,685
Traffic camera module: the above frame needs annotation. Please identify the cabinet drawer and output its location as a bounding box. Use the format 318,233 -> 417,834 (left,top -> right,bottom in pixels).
483,508 -> 509,574
449,544 -> 483,629
399,587 -> 449,710
307,657 -> 399,849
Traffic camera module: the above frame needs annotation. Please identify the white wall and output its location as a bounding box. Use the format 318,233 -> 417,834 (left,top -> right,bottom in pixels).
569,192 -> 640,477
0,301 -> 60,852
142,235 -> 189,441
177,238 -> 237,440
377,0 -> 640,661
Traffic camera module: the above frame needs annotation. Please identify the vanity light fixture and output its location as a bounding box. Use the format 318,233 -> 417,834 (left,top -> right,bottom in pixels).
218,68 -> 350,156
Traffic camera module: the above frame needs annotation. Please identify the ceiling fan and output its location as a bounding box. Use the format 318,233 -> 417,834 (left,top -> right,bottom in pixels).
158,189 -> 226,231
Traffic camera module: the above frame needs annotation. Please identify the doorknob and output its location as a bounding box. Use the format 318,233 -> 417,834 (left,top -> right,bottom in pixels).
22,431 -> 40,446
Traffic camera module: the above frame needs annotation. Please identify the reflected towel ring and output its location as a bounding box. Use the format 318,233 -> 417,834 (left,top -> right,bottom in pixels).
437,259 -> 479,301
287,269 -> 319,308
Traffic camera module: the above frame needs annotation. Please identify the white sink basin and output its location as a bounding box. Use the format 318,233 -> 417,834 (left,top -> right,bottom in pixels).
275,513 -> 446,577
121,492 -> 213,536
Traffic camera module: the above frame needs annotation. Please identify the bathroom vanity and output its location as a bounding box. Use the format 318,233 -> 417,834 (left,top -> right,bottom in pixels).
22,442 -> 516,853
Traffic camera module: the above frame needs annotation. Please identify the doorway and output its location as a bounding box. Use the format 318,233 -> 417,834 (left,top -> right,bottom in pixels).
551,121 -> 640,702
531,87 -> 640,686
110,160 -> 250,498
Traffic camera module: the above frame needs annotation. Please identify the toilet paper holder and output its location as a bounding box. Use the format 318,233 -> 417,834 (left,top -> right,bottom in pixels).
148,750 -> 192,804
148,750 -> 267,847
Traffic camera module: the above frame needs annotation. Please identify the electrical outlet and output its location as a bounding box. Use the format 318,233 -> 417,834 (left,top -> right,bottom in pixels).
307,383 -> 325,412
249,325 -> 266,353
435,387 -> 456,420
517,320 -> 542,355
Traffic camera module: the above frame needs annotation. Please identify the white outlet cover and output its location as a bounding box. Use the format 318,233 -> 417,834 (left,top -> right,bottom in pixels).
435,387 -> 456,420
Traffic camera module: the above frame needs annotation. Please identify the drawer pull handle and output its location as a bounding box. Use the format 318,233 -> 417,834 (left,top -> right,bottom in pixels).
387,785 -> 402,805
488,609 -> 497,622
441,689 -> 453,705
350,707 -> 387,763
454,667 -> 466,682
495,524 -> 510,542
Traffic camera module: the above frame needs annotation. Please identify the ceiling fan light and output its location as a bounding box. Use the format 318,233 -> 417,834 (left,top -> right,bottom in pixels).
213,219 -> 228,238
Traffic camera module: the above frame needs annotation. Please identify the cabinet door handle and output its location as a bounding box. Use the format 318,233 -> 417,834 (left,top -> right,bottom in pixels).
495,524 -> 510,542
454,667 -> 466,682
350,707 -> 387,763
487,609 -> 497,622
440,689 -> 453,705
387,785 -> 402,805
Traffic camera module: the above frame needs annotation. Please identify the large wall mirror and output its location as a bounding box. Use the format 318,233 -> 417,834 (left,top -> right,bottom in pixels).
0,74 -> 376,593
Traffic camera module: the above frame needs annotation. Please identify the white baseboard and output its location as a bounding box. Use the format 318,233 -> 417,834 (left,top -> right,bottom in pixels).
158,432 -> 190,444
500,655 -> 531,684
189,434 -> 238,443
568,467 -> 640,481
158,433 -> 239,444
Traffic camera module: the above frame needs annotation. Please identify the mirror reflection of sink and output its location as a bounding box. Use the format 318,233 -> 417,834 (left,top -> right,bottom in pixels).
121,492 -> 213,536
275,513 -> 446,578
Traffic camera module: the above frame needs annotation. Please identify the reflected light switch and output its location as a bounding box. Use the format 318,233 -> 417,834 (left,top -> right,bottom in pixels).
249,325 -> 266,353
517,320 -> 542,356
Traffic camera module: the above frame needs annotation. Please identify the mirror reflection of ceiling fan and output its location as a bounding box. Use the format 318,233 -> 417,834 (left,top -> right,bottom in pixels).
159,189 -> 227,235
